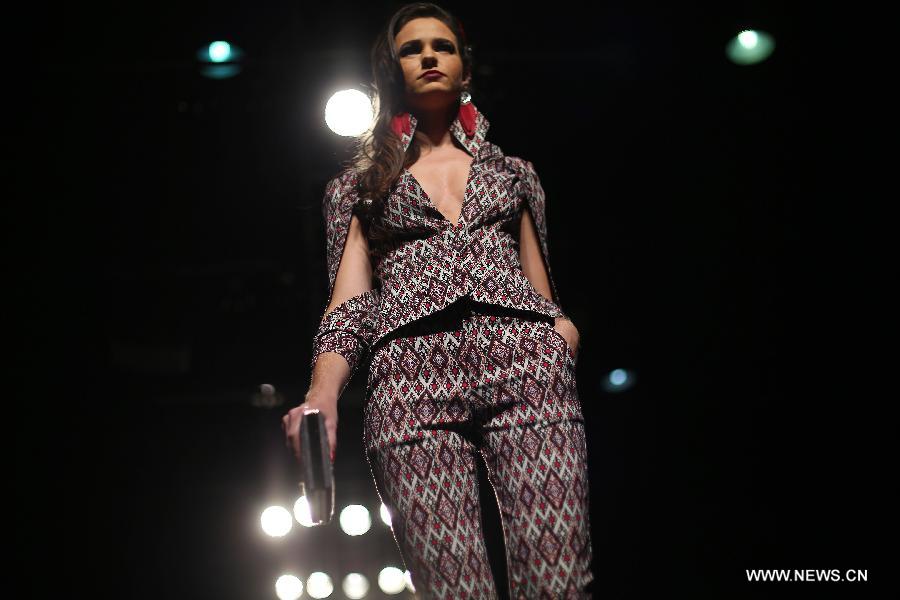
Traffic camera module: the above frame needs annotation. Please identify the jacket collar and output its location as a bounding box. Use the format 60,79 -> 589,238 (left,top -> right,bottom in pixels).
395,101 -> 491,159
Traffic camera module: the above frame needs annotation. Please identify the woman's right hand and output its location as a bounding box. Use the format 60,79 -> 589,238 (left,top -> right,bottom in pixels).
283,390 -> 339,464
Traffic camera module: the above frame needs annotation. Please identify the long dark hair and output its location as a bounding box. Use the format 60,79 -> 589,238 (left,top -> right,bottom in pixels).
342,2 -> 476,244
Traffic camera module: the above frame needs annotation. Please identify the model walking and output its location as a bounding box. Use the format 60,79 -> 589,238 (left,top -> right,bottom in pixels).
284,3 -> 594,597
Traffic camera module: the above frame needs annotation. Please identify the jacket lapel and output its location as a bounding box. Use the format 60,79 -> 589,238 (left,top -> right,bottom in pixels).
397,103 -> 491,159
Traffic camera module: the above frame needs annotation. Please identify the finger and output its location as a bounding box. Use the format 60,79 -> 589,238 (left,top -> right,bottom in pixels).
298,409 -> 313,448
285,413 -> 294,451
327,427 -> 337,463
288,412 -> 304,461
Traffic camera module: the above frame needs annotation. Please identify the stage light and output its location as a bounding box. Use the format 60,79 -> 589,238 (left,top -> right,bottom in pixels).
601,368 -> 636,392
342,573 -> 370,599
738,30 -> 758,48
208,41 -> 232,63
325,89 -> 374,137
293,496 -> 315,527
195,39 -> 245,79
339,504 -> 371,536
378,567 -> 406,594
261,505 -> 293,537
275,574 -> 304,600
379,503 -> 392,526
251,382 -> 284,408
306,572 -> 333,598
726,29 -> 775,65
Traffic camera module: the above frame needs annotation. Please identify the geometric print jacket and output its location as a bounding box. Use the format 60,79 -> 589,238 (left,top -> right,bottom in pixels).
311,102 -> 568,381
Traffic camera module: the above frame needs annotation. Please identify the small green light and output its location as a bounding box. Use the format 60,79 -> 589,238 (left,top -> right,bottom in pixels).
726,29 -> 775,65
208,41 -> 232,63
737,30 -> 758,49
195,40 -> 244,78
196,40 -> 243,64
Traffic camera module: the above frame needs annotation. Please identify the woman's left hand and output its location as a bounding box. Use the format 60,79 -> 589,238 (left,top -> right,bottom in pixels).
553,317 -> 580,355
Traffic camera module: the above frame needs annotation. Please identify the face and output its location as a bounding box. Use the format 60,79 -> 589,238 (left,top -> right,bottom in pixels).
394,17 -> 470,112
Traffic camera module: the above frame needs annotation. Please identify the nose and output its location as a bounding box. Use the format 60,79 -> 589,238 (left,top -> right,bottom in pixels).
421,47 -> 437,66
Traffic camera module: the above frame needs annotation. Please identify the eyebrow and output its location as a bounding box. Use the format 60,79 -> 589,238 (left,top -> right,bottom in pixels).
398,37 -> 455,50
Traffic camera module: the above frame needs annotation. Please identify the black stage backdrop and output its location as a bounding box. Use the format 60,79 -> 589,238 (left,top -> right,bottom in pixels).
14,1 -> 889,599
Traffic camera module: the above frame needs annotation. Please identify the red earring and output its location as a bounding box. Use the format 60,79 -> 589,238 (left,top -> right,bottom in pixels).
458,91 -> 476,137
391,112 -> 411,139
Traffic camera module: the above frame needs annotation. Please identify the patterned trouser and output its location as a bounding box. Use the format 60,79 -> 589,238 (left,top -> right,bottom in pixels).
363,297 -> 594,598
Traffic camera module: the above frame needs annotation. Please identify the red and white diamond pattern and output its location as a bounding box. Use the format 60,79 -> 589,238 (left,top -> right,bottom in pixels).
312,102 -> 570,373
364,307 -> 580,451
310,103 -> 593,597
363,305 -> 593,597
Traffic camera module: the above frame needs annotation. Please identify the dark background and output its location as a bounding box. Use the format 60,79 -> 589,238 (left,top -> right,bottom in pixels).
14,1 -> 888,598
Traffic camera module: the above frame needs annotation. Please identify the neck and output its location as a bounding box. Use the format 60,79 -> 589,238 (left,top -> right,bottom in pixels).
411,101 -> 459,150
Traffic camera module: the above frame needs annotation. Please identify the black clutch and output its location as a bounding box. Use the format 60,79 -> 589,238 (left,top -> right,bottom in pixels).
297,409 -> 335,525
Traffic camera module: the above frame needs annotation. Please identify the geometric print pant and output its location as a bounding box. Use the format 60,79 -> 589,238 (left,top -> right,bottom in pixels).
363,296 -> 594,598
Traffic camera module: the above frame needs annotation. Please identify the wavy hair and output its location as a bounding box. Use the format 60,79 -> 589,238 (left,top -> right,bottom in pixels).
340,2 -> 476,244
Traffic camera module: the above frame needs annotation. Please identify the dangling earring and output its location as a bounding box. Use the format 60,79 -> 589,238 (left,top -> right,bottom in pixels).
458,90 -> 477,137
390,111 -> 411,139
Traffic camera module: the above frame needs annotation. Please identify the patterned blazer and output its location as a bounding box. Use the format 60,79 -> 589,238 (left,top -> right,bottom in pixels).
311,102 -> 567,381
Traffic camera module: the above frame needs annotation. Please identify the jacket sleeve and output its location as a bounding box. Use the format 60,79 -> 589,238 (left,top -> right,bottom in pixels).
518,159 -> 568,319
310,169 -> 380,378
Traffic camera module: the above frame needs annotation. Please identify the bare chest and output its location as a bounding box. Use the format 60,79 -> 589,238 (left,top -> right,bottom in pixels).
406,151 -> 474,226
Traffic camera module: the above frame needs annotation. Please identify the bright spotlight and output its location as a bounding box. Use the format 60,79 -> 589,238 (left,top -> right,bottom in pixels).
737,30 -> 758,49
261,505 -> 293,537
342,573 -> 370,599
601,368 -> 636,392
306,572 -> 333,598
195,39 -> 244,79
325,89 -> 374,137
378,567 -> 406,595
726,29 -> 775,65
275,574 -> 304,600
208,41 -> 232,62
379,503 -> 392,526
339,504 -> 371,536
293,496 -> 315,527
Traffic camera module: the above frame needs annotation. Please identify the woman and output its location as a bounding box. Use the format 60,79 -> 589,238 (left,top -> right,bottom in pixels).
284,3 -> 594,597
